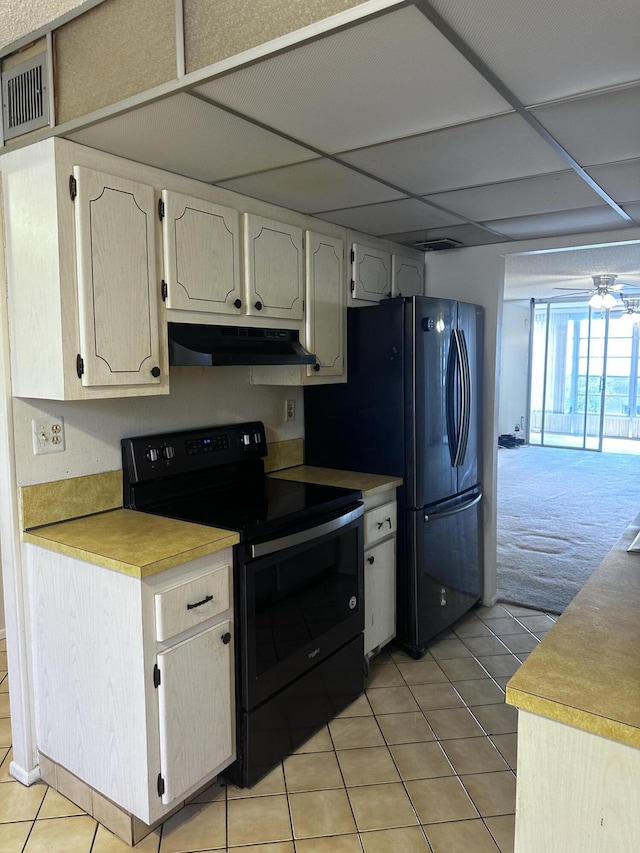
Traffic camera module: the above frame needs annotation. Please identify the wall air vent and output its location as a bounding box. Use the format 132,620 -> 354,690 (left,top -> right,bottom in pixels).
413,238 -> 463,251
1,52 -> 49,141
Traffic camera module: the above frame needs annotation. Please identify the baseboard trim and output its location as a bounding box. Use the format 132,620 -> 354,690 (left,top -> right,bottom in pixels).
10,760 -> 41,786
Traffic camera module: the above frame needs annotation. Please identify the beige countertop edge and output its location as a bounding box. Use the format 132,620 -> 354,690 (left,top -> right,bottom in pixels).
505,685 -> 640,750
270,465 -> 403,497
22,528 -> 239,579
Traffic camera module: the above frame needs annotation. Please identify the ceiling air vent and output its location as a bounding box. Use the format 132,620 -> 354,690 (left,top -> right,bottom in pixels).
413,238 -> 463,251
1,52 -> 49,141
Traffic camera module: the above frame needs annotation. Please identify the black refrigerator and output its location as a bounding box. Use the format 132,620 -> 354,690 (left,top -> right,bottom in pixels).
304,295 -> 483,658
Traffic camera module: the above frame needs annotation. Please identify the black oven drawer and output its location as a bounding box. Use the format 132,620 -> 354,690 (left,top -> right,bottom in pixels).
236,504 -> 364,711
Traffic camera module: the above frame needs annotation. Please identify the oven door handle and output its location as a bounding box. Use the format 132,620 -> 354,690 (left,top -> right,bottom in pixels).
250,504 -> 364,559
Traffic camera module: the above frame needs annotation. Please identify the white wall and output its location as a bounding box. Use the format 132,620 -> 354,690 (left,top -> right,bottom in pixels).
423,226 -> 640,604
499,300 -> 531,438
13,369 -> 303,487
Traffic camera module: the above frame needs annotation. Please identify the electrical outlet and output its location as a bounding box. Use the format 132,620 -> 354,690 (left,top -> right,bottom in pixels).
32,417 -> 66,455
285,399 -> 295,422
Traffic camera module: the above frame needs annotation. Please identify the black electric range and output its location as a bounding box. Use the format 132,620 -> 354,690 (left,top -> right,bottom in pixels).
122,421 -> 365,788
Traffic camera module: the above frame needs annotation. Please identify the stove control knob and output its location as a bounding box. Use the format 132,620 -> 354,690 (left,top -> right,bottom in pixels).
145,446 -> 159,464
162,444 -> 175,460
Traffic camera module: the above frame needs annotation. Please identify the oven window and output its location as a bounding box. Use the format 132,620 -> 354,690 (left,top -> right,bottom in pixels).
252,527 -> 360,677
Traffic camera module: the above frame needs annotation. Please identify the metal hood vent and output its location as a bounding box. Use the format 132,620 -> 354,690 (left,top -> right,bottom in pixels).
168,322 -> 317,367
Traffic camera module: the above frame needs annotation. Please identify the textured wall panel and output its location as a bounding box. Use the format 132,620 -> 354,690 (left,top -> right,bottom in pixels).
0,0 -> 85,51
184,0 -> 366,73
55,0 -> 176,124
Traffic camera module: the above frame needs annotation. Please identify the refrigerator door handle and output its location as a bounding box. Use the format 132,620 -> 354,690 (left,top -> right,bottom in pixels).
454,329 -> 472,467
424,491 -> 482,523
445,331 -> 459,466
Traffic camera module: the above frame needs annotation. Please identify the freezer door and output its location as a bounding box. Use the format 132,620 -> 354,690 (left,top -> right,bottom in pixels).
456,302 -> 483,495
401,492 -> 482,654
409,297 -> 457,507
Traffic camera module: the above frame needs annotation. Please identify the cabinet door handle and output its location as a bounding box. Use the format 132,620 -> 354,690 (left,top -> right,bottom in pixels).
367,555 -> 375,565
151,366 -> 161,378
234,298 -> 242,309
313,363 -> 321,372
221,631 -> 232,645
255,301 -> 263,311
186,594 -> 213,610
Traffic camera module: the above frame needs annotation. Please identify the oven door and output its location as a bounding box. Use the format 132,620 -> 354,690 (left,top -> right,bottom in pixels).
237,503 -> 364,711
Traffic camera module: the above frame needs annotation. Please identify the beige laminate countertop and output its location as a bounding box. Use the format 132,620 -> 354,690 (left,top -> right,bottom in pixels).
269,465 -> 403,497
23,508 -> 239,578
506,512 -> 640,749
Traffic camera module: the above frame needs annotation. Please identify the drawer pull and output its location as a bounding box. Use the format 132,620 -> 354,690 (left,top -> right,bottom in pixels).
367,555 -> 375,565
377,517 -> 392,530
187,594 -> 214,610
221,631 -> 232,645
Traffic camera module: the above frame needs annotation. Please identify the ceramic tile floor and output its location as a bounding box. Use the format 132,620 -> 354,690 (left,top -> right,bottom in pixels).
0,602 -> 558,852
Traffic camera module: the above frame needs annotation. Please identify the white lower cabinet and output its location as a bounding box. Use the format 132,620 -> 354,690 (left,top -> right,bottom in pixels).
27,545 -> 235,826
363,493 -> 398,656
156,619 -> 233,804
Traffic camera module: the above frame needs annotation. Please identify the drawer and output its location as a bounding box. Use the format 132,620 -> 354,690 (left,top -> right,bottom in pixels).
155,563 -> 231,642
364,501 -> 397,546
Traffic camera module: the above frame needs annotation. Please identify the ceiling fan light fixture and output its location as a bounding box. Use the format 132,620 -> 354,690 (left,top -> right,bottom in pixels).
589,291 -> 617,310
620,298 -> 640,324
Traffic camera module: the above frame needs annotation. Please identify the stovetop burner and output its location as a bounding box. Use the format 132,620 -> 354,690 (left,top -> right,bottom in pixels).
122,421 -> 361,540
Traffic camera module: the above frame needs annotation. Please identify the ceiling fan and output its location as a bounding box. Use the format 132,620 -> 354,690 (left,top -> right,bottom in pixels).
554,274 -> 640,310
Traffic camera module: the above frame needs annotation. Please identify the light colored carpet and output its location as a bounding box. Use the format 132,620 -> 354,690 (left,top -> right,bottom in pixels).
497,445 -> 640,614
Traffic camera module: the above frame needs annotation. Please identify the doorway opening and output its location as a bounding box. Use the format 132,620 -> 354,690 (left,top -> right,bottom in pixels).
529,298 -> 640,454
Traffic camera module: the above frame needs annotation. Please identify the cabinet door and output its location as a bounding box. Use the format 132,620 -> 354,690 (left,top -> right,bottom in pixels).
74,166 -> 163,387
351,243 -> 391,302
364,538 -> 396,656
392,254 -> 424,297
305,231 -> 345,379
156,620 -> 234,804
161,191 -> 242,315
243,214 -> 304,320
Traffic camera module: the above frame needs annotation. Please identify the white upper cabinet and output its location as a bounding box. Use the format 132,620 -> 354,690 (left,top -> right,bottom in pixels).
392,253 -> 425,297
1,139 -> 169,400
249,229 -> 347,386
351,243 -> 392,303
243,214 -> 304,320
74,166 -> 164,388
304,231 -> 345,379
161,190 -> 242,316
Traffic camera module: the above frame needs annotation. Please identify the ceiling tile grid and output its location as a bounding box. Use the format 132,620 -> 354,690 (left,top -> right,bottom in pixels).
314,197 -> 465,235
427,0 -> 640,106
193,5 -> 512,154
59,1 -> 640,251
68,92 -> 318,182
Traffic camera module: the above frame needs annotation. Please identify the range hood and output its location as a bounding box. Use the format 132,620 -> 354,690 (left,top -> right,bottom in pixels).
168,322 -> 317,367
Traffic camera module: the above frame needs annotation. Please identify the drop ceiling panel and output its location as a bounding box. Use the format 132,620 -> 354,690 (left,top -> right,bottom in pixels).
428,0 -> 640,106
194,6 -> 511,154
315,198 -> 464,235
531,86 -> 640,167
424,171 -> 606,222
587,160 -> 640,204
383,222 -> 507,249
65,93 -> 317,182
485,206 -> 632,240
217,158 -> 403,213
340,113 -> 569,195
